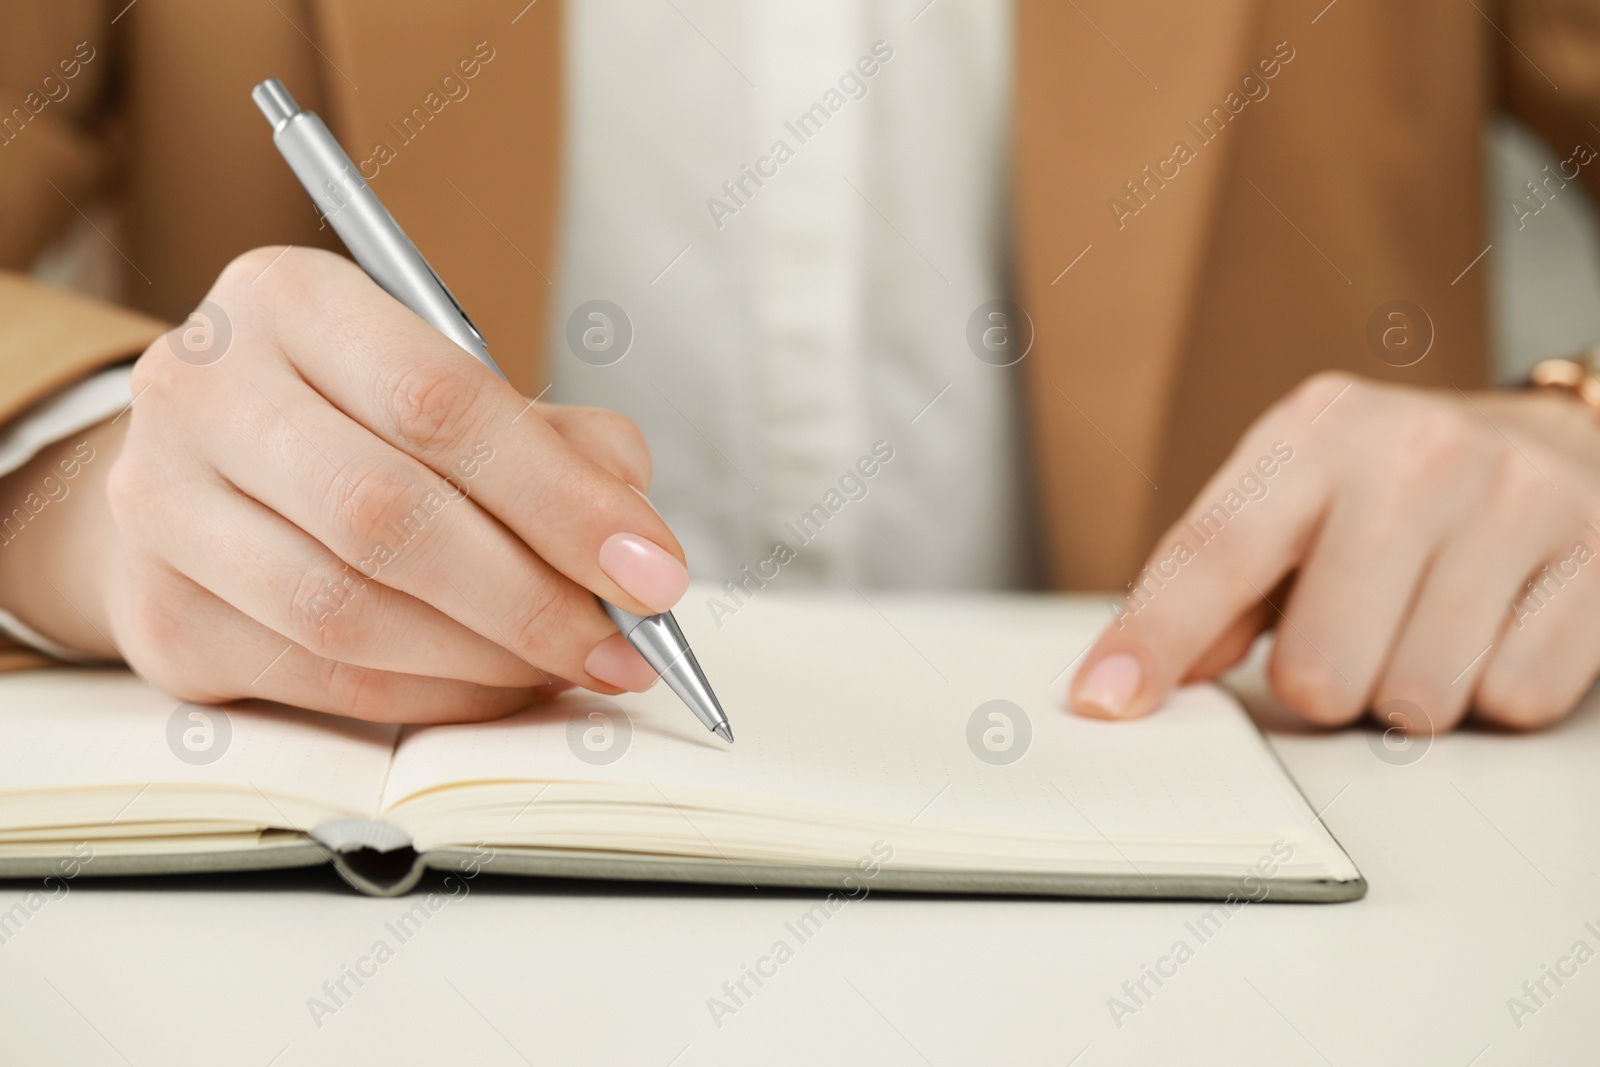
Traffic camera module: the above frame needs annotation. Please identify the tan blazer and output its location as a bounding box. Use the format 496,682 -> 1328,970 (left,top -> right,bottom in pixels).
1,0 -> 1596,654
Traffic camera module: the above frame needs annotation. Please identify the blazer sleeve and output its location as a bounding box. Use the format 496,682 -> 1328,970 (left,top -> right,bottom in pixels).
0,273 -> 166,424
0,0 -> 168,421
0,2 -> 119,270
1500,0 -> 1600,204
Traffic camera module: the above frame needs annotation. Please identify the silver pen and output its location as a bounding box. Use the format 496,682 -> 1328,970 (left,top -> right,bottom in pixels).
250,79 -> 733,744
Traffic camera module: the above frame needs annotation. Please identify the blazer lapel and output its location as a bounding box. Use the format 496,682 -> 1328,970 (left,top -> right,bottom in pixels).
1014,0 -> 1257,589
306,0 -> 562,396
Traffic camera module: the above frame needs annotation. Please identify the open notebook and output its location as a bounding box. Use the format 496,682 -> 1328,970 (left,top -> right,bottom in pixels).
0,591 -> 1364,900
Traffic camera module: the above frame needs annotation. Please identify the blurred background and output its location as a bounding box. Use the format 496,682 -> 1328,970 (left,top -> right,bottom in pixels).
1491,116 -> 1600,380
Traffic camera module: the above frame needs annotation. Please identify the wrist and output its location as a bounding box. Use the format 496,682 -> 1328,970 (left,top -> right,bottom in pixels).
0,417 -> 127,660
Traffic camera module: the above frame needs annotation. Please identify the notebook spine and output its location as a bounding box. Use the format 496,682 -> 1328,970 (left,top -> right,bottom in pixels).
310,819 -> 425,897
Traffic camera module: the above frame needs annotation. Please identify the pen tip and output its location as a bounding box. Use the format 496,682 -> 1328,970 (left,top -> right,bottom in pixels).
713,722 -> 734,744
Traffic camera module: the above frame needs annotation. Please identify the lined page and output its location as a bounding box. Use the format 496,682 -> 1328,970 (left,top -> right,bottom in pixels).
382,591 -> 1320,845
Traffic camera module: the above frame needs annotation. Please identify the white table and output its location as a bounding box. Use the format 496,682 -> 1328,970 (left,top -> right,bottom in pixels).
1,642 -> 1595,1066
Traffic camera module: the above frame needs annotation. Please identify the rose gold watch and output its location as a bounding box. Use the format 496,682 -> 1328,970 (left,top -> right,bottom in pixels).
1530,345 -> 1600,421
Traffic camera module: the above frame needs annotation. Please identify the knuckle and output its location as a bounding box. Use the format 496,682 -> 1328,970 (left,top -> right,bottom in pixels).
1494,486 -> 1555,541
287,558 -> 376,661
1475,667 -> 1570,729
1490,448 -> 1564,523
1301,370 -> 1359,406
1354,406 -> 1478,514
212,246 -> 304,323
506,586 -> 574,664
579,406 -> 646,449
214,246 -> 289,294
215,245 -> 344,301
599,408 -> 653,486
328,459 -> 432,555
562,405 -> 654,488
130,328 -> 193,392
389,362 -> 484,454
128,339 -> 166,395
1267,651 -> 1362,726
1284,371 -> 1360,423
103,455 -> 148,527
213,247 -> 370,351
1390,406 -> 1475,482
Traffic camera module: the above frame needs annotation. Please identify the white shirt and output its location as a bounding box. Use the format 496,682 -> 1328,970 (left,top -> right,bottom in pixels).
551,0 -> 1028,599
7,0 -> 1027,654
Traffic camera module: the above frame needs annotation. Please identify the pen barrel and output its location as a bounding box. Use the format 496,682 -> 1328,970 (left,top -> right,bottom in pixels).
605,604 -> 728,733
267,109 -> 501,378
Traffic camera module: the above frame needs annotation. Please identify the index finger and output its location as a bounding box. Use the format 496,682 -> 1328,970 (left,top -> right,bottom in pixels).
1069,411 -> 1330,721
248,248 -> 687,618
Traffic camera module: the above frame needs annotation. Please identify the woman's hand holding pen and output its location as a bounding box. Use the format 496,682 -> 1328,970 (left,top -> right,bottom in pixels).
0,247 -> 692,721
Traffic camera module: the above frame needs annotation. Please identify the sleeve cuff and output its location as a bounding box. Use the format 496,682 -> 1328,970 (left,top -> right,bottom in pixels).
0,363 -> 132,480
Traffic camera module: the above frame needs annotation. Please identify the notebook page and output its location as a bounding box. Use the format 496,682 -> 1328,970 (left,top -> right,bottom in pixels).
382,591 -> 1320,847
0,669 -> 397,831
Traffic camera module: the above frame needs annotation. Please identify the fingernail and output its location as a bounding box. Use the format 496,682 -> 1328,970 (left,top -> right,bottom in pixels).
599,532 -> 689,613
584,633 -> 659,692
1073,653 -> 1142,719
